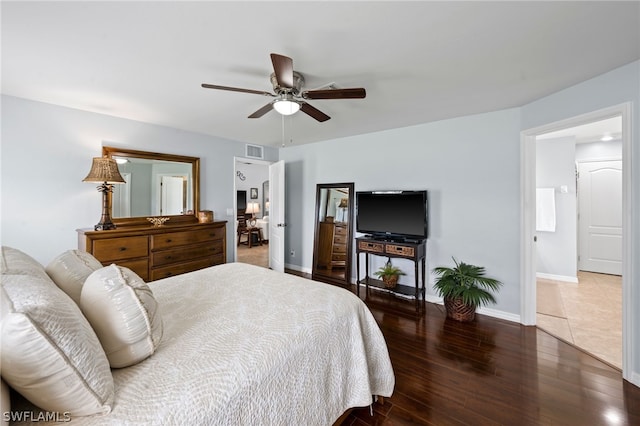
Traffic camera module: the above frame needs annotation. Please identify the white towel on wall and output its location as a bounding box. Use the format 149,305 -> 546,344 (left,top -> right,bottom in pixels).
536,188 -> 556,232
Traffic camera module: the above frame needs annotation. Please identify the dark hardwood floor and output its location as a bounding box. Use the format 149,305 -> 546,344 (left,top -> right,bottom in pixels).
340,287 -> 640,425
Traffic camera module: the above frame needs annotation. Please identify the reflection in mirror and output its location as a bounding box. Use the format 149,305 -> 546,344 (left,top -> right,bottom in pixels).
102,146 -> 200,227
111,157 -> 193,217
312,183 -> 354,288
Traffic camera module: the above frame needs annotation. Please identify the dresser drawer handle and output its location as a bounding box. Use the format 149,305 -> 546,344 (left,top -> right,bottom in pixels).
119,247 -> 127,252
165,239 -> 172,243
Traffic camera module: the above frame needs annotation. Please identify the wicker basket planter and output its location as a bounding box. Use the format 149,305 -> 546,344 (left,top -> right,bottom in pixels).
444,297 -> 476,322
382,275 -> 399,289
433,258 -> 503,323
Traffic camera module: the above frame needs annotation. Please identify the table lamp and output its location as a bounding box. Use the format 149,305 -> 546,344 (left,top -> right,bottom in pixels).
246,202 -> 260,227
83,157 -> 126,230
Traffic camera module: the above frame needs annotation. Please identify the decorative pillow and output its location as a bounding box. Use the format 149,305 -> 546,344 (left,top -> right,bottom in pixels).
81,264 -> 163,368
45,249 -> 103,304
0,246 -> 50,281
1,274 -> 114,417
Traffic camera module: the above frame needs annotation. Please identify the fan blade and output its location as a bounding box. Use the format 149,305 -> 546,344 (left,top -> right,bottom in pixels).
270,53 -> 294,89
300,102 -> 330,122
248,102 -> 274,118
302,88 -> 366,100
201,83 -> 274,97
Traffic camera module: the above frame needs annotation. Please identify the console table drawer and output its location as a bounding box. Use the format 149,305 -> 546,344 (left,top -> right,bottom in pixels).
151,228 -> 222,249
358,241 -> 384,253
93,236 -> 148,261
386,244 -> 415,257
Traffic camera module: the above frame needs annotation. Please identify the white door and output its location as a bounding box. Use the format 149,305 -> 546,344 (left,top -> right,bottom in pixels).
269,161 -> 285,272
161,176 -> 185,215
578,160 -> 622,275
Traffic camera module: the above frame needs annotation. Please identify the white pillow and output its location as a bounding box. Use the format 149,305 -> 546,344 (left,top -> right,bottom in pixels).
45,250 -> 103,305
81,264 -> 163,368
1,274 -> 114,417
0,246 -> 50,281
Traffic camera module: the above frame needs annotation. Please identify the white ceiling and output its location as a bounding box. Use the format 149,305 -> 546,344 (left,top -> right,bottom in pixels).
2,1 -> 638,147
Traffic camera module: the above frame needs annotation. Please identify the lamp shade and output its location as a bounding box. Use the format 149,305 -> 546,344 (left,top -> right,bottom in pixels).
246,202 -> 260,215
83,157 -> 126,184
338,198 -> 348,208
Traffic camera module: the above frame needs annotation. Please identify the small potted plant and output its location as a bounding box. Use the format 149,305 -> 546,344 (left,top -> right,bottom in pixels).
432,257 -> 502,322
374,260 -> 406,289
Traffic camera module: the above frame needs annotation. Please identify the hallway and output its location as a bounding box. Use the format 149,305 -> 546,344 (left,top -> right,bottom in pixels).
536,271 -> 622,369
237,241 -> 269,268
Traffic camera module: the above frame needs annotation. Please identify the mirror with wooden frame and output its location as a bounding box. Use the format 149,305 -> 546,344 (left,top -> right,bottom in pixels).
102,146 -> 200,227
312,183 -> 354,287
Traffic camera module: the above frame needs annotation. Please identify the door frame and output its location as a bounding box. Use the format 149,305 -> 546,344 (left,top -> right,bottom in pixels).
520,102 -> 632,378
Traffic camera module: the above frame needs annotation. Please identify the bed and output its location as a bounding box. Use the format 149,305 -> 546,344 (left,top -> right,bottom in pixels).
1,247 -> 394,425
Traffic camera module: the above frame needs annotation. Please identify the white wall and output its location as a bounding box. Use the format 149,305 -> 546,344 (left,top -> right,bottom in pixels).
535,137 -> 577,280
0,95 -> 278,265
280,108 -> 522,320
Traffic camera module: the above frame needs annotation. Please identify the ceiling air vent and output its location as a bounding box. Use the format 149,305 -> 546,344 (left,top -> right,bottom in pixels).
245,144 -> 264,159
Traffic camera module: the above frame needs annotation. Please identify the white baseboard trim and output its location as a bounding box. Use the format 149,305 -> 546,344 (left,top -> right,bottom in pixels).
627,371 -> 640,388
425,295 -> 521,323
285,263 -> 311,275
536,272 -> 579,283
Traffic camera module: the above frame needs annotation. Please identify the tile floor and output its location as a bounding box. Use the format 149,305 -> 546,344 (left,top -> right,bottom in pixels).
536,271 -> 622,369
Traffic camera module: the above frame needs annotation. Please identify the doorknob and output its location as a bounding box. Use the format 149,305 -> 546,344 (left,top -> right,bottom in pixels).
277,223 -> 287,227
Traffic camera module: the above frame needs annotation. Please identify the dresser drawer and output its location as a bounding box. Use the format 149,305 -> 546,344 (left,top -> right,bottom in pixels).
334,235 -> 347,245
150,255 -> 222,281
151,241 -> 223,267
110,259 -> 149,281
93,236 -> 148,262
151,227 -> 223,250
335,226 -> 347,236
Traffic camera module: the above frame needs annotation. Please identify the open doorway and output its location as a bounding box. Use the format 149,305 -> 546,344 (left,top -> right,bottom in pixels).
535,116 -> 622,369
520,103 -> 632,378
234,159 -> 270,269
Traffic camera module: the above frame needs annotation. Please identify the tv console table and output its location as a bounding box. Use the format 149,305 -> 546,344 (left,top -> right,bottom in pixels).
356,237 -> 426,314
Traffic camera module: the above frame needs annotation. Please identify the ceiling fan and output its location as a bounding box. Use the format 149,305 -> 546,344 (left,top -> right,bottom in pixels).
201,53 -> 366,122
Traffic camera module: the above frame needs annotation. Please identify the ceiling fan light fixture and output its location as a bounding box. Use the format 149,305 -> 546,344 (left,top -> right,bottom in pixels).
273,99 -> 300,116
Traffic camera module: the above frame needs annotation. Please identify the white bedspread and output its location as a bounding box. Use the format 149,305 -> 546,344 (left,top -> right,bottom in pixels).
12,263 -> 394,425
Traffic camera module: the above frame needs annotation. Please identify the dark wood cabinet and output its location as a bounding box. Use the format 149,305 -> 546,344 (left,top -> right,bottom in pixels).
317,221 -> 347,270
78,221 -> 227,282
356,237 -> 426,313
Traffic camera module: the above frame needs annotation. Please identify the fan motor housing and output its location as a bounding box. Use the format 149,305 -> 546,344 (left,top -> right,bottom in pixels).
270,71 -> 305,96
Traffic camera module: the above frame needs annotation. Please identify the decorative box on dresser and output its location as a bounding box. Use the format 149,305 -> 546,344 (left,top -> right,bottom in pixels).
78,221 -> 227,282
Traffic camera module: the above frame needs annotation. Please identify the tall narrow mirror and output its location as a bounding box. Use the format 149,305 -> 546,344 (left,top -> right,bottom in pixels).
312,183 -> 355,288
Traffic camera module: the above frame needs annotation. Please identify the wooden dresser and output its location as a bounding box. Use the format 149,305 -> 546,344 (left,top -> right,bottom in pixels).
78,221 -> 227,281
317,221 -> 347,270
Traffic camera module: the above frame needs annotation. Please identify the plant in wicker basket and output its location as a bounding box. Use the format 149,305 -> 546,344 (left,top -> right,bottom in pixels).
373,260 -> 406,289
432,258 -> 502,322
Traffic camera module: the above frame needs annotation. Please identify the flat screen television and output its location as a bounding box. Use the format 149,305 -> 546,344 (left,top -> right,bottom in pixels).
356,190 -> 428,242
